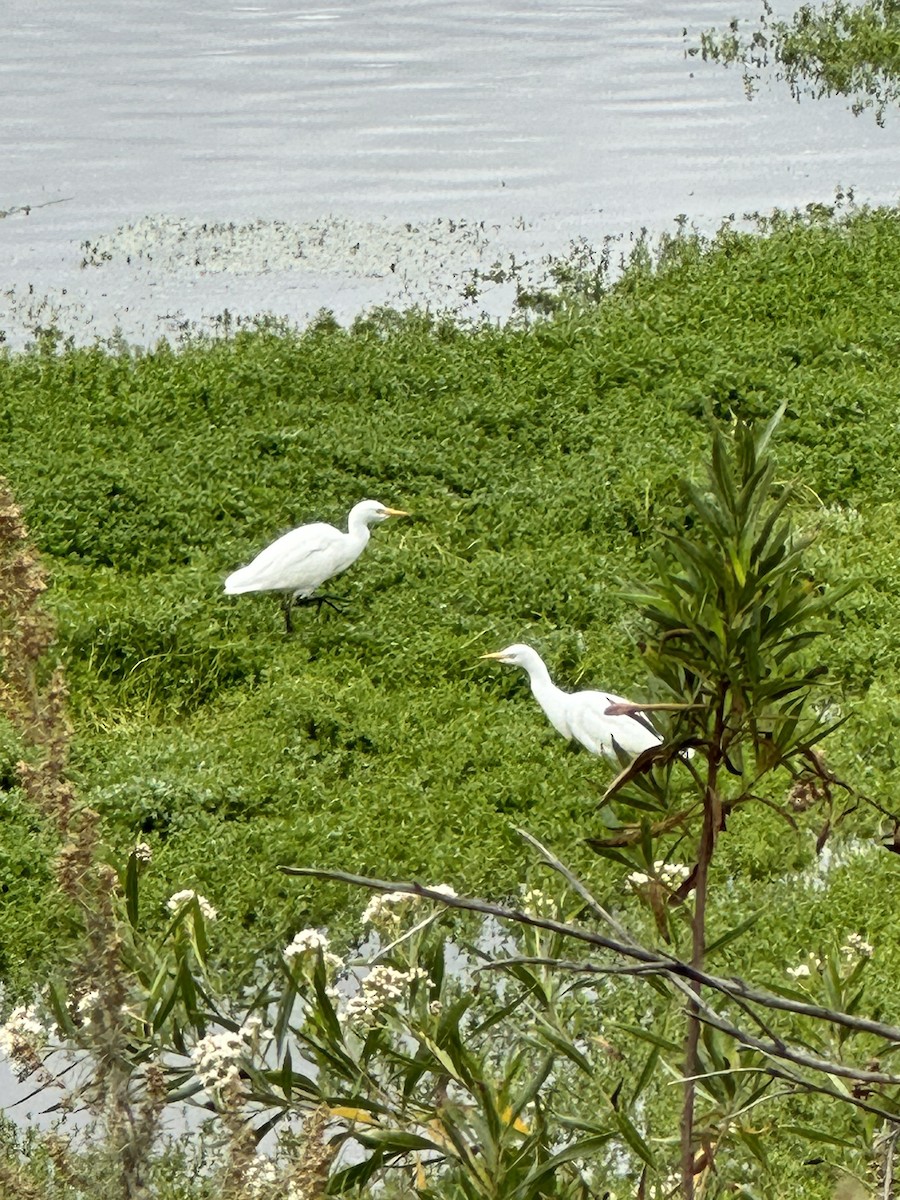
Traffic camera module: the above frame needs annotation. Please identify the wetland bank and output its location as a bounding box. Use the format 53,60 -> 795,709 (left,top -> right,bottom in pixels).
4,201 -> 900,1196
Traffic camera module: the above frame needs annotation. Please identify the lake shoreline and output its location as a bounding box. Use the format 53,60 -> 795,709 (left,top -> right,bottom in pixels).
3,195 -> 896,352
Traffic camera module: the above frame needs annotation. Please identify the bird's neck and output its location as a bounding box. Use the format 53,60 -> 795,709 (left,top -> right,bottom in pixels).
527,666 -> 571,738
346,512 -> 373,548
525,659 -> 564,709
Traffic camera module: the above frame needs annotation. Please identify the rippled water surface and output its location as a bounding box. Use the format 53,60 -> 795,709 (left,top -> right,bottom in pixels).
2,0 -> 900,337
7,0 -> 899,223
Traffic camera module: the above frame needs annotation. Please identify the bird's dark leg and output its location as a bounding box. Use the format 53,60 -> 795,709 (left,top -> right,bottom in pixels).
293,594 -> 348,617
282,596 -> 294,635
316,593 -> 347,614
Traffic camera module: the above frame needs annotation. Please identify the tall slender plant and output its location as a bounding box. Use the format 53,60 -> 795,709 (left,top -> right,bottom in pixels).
595,403 -> 849,1195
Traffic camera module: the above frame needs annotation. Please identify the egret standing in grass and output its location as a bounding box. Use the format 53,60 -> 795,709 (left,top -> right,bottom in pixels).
225,499 -> 409,632
480,643 -> 662,763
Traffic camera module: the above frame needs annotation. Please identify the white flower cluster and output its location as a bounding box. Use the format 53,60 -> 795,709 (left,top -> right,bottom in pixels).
243,1157 -> 323,1200
0,1004 -> 47,1069
521,887 -> 551,914
192,1030 -> 245,1091
242,1155 -> 280,1197
362,891 -> 415,927
167,889 -> 218,921
627,861 -> 690,889
191,1017 -> 271,1094
133,842 -> 152,863
362,884 -> 456,928
283,929 -> 343,974
787,955 -> 822,980
842,932 -> 874,959
284,928 -> 330,957
343,965 -> 431,1026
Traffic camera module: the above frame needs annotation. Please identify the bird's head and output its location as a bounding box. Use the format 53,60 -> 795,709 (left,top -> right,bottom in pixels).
355,499 -> 410,525
480,643 -> 540,671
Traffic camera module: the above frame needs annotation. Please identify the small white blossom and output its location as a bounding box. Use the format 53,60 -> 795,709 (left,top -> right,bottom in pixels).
655,860 -> 690,888
133,842 -> 152,863
167,889 -> 217,921
362,886 -> 455,927
243,1015 -> 274,1042
428,999 -> 443,1016
284,929 -> 331,959
627,861 -> 689,890
362,891 -> 416,926
521,887 -> 551,913
787,956 -> 821,980
842,932 -> 874,959
342,965 -> 431,1026
242,1156 -> 279,1196
75,989 -> 101,1027
190,1019 -> 273,1096
284,931 -> 343,979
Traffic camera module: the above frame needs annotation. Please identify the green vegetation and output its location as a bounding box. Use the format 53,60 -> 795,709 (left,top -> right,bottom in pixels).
6,201 -> 900,1196
3,394 -> 900,1198
3,201 -> 900,1004
692,0 -> 900,123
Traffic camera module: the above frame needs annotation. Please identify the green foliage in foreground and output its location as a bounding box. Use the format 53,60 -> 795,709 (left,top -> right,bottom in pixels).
692,0 -> 900,123
2,202 -> 900,1005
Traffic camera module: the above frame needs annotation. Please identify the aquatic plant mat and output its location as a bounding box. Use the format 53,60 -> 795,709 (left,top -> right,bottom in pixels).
3,201 -> 900,1197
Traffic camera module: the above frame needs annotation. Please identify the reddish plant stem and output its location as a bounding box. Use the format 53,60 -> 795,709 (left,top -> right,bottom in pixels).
681,690 -> 725,1199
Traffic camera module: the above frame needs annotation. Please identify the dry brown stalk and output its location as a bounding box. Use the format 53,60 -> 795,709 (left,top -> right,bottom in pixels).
0,478 -> 167,1200
0,479 -> 75,841
286,1105 -> 339,1200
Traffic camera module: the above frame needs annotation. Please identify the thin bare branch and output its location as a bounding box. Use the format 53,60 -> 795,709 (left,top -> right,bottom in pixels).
279,866 -> 900,1046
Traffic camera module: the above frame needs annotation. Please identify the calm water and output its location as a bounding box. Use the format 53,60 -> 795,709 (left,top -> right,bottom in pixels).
3,0 -> 899,225
2,0 -> 899,344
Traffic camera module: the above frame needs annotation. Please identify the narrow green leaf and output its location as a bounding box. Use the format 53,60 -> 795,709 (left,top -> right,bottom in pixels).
612,1023 -> 681,1053
125,852 -> 139,929
521,1133 -> 617,1190
776,1125 -> 858,1149
614,1111 -> 655,1169
356,1128 -> 448,1154
630,1045 -> 660,1106
706,912 -> 760,958
280,1043 -> 293,1101
327,1151 -> 385,1194
738,1130 -> 770,1168
536,1023 -> 593,1076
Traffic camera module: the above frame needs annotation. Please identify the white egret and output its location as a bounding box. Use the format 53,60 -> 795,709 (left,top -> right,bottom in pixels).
480,643 -> 662,763
225,499 -> 409,632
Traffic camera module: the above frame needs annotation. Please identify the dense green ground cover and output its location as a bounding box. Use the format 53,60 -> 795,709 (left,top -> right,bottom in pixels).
2,204 -> 900,1021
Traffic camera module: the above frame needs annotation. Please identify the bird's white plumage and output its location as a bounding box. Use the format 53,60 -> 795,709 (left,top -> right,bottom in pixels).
482,643 -> 661,763
225,499 -> 407,600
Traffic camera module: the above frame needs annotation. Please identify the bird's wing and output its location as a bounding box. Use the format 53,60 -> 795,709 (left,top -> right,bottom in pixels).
225,522 -> 344,594
567,690 -> 662,760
